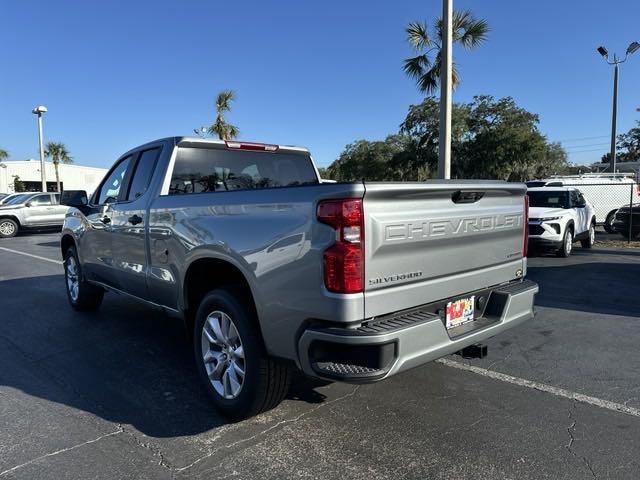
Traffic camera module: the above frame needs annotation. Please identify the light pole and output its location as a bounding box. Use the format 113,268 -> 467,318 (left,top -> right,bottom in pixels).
597,42 -> 640,174
32,105 -> 48,191
438,0 -> 453,179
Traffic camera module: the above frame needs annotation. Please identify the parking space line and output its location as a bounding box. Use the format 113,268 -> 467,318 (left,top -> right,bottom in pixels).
0,246 -> 62,265
437,358 -> 640,418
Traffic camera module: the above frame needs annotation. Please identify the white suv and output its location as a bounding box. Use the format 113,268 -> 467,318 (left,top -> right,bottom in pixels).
527,187 -> 596,257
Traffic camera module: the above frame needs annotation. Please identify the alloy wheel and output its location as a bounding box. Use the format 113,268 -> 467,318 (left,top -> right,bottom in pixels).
66,256 -> 80,301
0,220 -> 16,237
201,310 -> 246,399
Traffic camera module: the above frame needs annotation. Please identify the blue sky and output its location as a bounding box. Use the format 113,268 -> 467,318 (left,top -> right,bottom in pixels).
1,0 -> 639,169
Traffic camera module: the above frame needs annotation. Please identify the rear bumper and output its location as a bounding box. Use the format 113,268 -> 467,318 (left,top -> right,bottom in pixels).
298,279 -> 538,382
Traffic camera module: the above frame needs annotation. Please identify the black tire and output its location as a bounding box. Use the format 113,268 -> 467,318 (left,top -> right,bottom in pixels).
604,211 -> 617,234
581,222 -> 595,248
194,288 -> 291,420
63,246 -> 104,311
0,218 -> 19,238
557,226 -> 574,258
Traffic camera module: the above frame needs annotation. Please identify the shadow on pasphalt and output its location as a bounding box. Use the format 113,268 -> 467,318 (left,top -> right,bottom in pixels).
0,274 -> 329,438
527,259 -> 640,318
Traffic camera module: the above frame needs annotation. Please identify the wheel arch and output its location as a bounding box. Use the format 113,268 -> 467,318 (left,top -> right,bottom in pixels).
0,215 -> 21,226
60,233 -> 76,259
183,257 -> 261,339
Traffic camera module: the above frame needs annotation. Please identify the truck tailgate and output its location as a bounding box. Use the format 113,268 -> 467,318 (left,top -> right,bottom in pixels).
363,182 -> 527,318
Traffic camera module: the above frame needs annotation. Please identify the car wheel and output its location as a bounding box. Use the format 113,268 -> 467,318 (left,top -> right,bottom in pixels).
557,227 -> 573,258
604,211 -> 617,234
64,246 -> 104,311
194,288 -> 291,420
581,222 -> 595,248
0,218 -> 18,238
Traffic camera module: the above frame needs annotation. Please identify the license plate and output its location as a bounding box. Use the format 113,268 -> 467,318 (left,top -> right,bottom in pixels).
445,296 -> 475,329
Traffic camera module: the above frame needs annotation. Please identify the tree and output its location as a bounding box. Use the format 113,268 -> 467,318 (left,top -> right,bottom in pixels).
13,175 -> 25,192
44,142 -> 73,192
600,120 -> 640,164
0,148 -> 8,161
404,10 -> 489,94
202,90 -> 239,141
326,95 -> 569,182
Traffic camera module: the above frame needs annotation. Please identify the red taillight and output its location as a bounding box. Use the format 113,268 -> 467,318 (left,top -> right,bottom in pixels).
523,195 -> 529,258
225,141 -> 278,152
317,199 -> 364,293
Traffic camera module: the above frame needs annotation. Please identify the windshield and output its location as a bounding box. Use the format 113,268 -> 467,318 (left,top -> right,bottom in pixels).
3,194 -> 33,205
528,191 -> 569,209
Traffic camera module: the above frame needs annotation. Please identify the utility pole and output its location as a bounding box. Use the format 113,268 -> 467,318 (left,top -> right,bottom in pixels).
438,0 -> 453,180
32,105 -> 48,192
597,42 -> 639,174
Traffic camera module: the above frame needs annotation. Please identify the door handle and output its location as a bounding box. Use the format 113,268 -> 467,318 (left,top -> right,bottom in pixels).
128,214 -> 143,225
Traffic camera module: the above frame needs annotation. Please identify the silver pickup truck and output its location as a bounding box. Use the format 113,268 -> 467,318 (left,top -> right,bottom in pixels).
60,137 -> 538,419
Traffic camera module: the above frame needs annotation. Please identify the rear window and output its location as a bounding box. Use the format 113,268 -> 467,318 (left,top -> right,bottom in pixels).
168,147 -> 319,195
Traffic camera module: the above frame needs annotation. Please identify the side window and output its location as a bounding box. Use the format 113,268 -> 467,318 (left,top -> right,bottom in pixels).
97,156 -> 132,205
29,194 -> 53,206
127,148 -> 161,200
52,193 -> 60,205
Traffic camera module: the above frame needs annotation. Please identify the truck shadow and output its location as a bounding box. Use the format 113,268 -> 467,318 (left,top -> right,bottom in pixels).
0,274 -> 328,438
527,260 -> 640,318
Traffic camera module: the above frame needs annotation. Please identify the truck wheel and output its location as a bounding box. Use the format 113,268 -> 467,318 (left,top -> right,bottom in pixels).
64,247 -> 104,311
0,219 -> 18,238
581,222 -> 595,248
194,288 -> 291,419
604,211 -> 616,234
557,227 -> 573,258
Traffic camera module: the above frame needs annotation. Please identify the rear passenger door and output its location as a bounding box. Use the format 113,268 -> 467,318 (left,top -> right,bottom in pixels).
50,194 -> 70,225
110,147 -> 162,300
571,190 -> 588,234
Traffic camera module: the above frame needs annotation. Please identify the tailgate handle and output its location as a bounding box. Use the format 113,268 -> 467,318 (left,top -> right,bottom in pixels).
452,191 -> 485,204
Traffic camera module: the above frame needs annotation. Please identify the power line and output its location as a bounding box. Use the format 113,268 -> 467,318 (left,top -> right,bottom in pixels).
566,148 -> 609,154
564,142 -> 610,150
556,135 -> 609,143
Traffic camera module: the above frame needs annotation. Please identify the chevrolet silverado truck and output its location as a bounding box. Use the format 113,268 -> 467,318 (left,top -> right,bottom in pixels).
60,137 -> 538,419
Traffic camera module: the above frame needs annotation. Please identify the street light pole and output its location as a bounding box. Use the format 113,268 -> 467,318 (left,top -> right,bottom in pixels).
32,105 -> 48,192
438,0 -> 453,180
610,61 -> 618,173
597,42 -> 640,174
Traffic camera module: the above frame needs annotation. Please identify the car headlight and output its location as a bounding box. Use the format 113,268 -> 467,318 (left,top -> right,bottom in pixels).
539,217 -> 561,222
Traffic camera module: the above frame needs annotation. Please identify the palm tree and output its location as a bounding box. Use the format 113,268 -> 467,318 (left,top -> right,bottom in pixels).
44,142 -> 73,192
0,148 -> 8,161
208,90 -> 239,141
404,10 -> 489,94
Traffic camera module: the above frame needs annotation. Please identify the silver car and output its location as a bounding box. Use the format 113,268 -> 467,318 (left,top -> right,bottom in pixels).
0,192 -> 68,238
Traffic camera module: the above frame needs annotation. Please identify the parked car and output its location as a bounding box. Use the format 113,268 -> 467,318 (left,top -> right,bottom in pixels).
526,174 -> 640,233
527,187 -> 596,257
612,204 -> 640,240
60,137 -> 538,419
0,192 -> 68,238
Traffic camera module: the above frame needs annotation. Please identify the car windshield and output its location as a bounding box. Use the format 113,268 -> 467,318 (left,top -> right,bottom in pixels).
528,191 -> 569,209
3,194 -> 33,205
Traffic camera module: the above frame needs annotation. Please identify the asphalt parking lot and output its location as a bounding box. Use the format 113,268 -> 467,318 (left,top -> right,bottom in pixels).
1,232 -> 639,479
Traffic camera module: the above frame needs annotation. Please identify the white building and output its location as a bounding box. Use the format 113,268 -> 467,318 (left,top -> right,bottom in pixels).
0,159 -> 108,194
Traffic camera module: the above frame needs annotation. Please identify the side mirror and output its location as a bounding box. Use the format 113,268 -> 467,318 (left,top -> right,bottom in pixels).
25,201 -> 33,207
577,202 -> 586,208
60,190 -> 89,208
